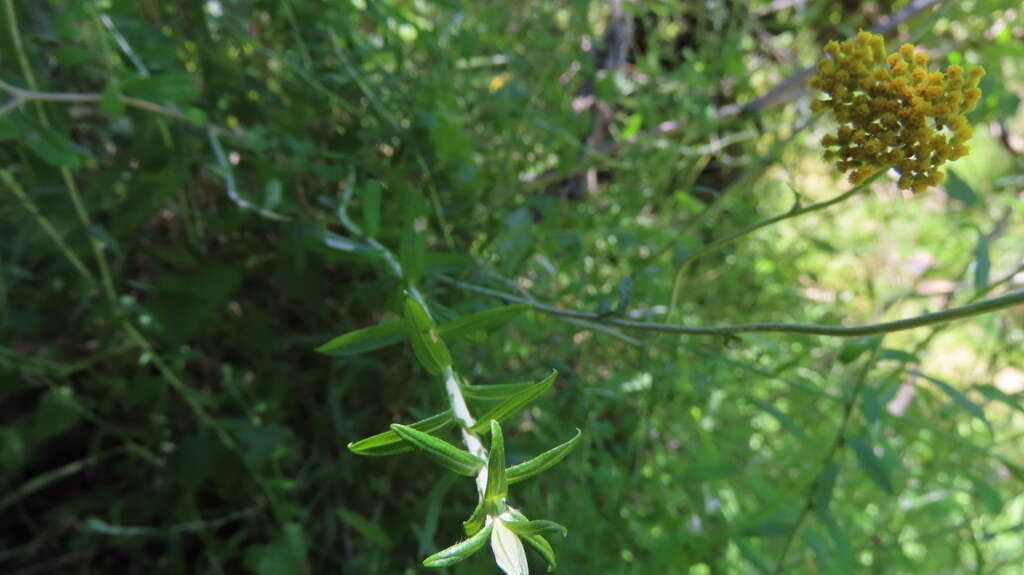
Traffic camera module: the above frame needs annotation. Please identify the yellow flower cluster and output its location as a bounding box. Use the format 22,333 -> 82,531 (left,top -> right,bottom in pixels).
810,31 -> 985,192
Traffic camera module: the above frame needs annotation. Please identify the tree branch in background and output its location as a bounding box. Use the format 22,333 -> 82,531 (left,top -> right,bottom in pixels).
439,275 -> 1024,338
0,78 -> 241,140
602,0 -> 944,155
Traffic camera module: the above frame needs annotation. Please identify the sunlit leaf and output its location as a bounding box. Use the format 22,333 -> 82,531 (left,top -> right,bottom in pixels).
506,428 -> 581,485
463,499 -> 486,536
485,421 -> 508,504
390,424 -> 483,476
470,370 -> 557,434
404,295 -> 452,375
315,320 -> 405,356
423,522 -> 493,568
502,518 -> 568,538
848,435 -> 894,495
461,381 -> 539,403
913,371 -> 988,425
347,410 -> 454,456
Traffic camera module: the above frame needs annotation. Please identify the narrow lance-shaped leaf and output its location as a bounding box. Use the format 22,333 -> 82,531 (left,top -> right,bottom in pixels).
470,370 -> 558,434
403,295 -> 452,375
316,306 -> 529,358
813,461 -> 838,523
502,518 -> 568,538
362,180 -> 382,237
347,410 -> 454,456
848,434 -> 894,495
521,532 -> 557,571
316,319 -> 405,356
912,371 -> 988,425
974,230 -> 990,291
423,522 -> 493,568
438,304 -> 530,341
485,420 -> 508,504
509,509 -> 557,571
507,428 -> 581,485
463,499 -> 486,536
462,381 -> 539,404
976,384 -> 1024,414
391,424 -> 483,477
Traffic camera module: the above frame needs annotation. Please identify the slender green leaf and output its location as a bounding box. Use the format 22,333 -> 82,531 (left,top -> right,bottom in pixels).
347,410 -> 454,456
502,518 -> 567,538
913,371 -> 988,424
741,520 -> 792,538
750,398 -> 805,439
860,384 -> 882,427
403,295 -> 452,375
463,499 -> 486,536
470,370 -> 557,434
945,170 -> 978,207
485,421 -> 507,504
814,462 -> 839,523
971,475 -> 1004,515
803,527 -> 834,573
878,348 -> 919,363
315,320 -> 405,356
974,231 -> 990,291
391,424 -> 483,476
838,336 -> 883,364
437,304 -> 530,341
100,78 -> 125,119
519,531 -> 556,571
819,509 -> 855,572
461,381 -> 538,403
733,536 -> 771,574
15,114 -> 85,169
976,384 -> 1024,413
848,435 -> 894,495
362,180 -> 382,237
399,192 -> 427,284
506,428 -> 581,485
337,506 -> 393,548
422,522 -> 493,568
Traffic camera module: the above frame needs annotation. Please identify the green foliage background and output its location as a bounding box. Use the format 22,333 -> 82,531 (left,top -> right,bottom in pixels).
2,1 -> 1023,573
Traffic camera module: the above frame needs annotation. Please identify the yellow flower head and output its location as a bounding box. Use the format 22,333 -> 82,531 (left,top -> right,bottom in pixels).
810,31 -> 985,192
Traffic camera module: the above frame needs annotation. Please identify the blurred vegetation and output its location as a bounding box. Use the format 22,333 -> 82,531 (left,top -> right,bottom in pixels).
2,1 -> 1023,573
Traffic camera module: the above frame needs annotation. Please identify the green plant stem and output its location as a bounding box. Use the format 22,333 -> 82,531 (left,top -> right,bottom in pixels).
0,79 -> 239,137
1,169 -> 97,285
438,275 -> 1024,338
0,449 -> 120,513
657,172 -> 880,265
